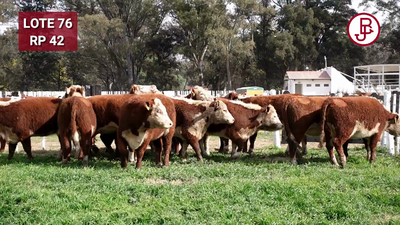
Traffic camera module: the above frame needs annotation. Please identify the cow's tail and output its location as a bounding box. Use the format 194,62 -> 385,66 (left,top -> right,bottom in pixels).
319,99 -> 331,149
282,99 -> 300,149
70,102 -> 79,148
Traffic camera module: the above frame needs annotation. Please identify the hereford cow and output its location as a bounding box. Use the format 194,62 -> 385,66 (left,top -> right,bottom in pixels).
239,94 -> 301,155
58,85 -> 97,166
185,86 -> 213,101
0,97 -> 61,159
116,94 -> 175,168
173,97 -> 235,160
130,84 -> 163,95
319,97 -> 399,168
0,98 -> 12,153
94,84 -> 163,155
204,99 -> 283,159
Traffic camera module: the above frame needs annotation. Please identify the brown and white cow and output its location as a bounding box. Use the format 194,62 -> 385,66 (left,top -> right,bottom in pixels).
172,97 -> 235,160
0,97 -> 13,152
205,99 -> 283,159
94,84 -> 163,154
239,94 -> 301,154
0,97 -> 61,159
185,86 -> 213,101
130,84 -> 163,95
116,94 -> 175,168
319,96 -> 399,168
58,85 -> 97,166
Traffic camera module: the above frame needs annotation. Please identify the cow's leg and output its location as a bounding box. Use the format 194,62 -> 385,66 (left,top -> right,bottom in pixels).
71,132 -> 81,159
116,132 -> 129,168
199,138 -> 205,155
128,150 -> 136,163
152,139 -> 163,167
135,139 -> 152,169
288,141 -> 297,165
162,131 -> 174,167
179,141 -> 189,161
100,133 -> 115,154
172,137 -> 181,155
363,138 -> 370,160
0,137 -> 6,153
231,138 -> 245,159
81,133 -> 92,167
60,135 -> 71,164
249,133 -> 257,155
332,137 -> 346,168
189,137 -> 204,161
7,143 -> 18,160
21,138 -> 33,160
369,133 -> 381,163
343,141 -> 349,158
243,139 -> 248,153
218,137 -> 229,153
325,132 -> 338,166
56,134 -> 63,161
301,136 -> 307,155
202,135 -> 210,156
217,137 -> 225,152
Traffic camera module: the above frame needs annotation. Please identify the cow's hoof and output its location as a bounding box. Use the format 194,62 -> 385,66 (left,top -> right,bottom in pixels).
290,159 -> 297,165
231,152 -> 241,159
156,163 -> 163,168
163,164 -> 169,168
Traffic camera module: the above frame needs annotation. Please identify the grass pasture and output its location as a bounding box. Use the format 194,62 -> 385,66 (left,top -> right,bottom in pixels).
1,135 -> 400,224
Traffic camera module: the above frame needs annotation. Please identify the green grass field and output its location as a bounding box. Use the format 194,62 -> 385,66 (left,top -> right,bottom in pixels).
1,143 -> 400,224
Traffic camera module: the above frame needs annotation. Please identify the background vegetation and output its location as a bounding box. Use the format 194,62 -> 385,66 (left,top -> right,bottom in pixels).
0,0 -> 399,91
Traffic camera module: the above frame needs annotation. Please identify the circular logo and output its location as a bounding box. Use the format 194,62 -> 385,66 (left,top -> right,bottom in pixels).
347,13 -> 380,46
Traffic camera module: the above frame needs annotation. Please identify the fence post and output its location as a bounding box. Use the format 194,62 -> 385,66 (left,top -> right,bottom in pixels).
42,137 -> 46,150
382,91 -> 394,154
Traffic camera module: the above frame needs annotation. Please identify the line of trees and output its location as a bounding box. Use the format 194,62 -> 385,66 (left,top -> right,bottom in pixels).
0,0 -> 399,91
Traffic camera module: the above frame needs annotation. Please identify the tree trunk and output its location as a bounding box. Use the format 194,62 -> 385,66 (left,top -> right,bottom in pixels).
127,53 -> 134,85
226,53 -> 232,90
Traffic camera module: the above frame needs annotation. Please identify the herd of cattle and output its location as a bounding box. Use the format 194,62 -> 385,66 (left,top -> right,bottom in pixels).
0,84 -> 399,169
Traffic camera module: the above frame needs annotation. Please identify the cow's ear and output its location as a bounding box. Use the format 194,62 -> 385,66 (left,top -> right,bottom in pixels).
266,105 -> 270,113
80,86 -> 85,95
191,88 -> 195,94
145,101 -> 151,111
395,114 -> 399,123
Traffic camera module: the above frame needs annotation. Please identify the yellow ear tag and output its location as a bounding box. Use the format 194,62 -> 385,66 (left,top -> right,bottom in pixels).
145,104 -> 150,111
395,117 -> 397,123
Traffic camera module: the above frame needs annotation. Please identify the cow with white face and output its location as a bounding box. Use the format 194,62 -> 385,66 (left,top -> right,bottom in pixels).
173,98 -> 235,160
117,94 -> 176,169
320,97 -> 399,168
205,99 -> 283,159
145,98 -> 174,129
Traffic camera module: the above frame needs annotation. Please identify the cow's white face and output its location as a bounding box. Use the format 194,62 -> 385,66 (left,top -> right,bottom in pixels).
147,98 -> 173,129
259,104 -> 283,131
386,114 -> 400,137
210,100 -> 235,124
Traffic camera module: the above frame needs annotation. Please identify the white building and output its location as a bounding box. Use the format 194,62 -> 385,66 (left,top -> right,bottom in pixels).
283,66 -> 355,96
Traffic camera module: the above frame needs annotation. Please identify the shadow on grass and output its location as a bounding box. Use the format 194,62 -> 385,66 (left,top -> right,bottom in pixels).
0,147 -> 333,169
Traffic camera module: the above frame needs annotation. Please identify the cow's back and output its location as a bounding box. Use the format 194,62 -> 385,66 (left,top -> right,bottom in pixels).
0,97 -> 61,137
